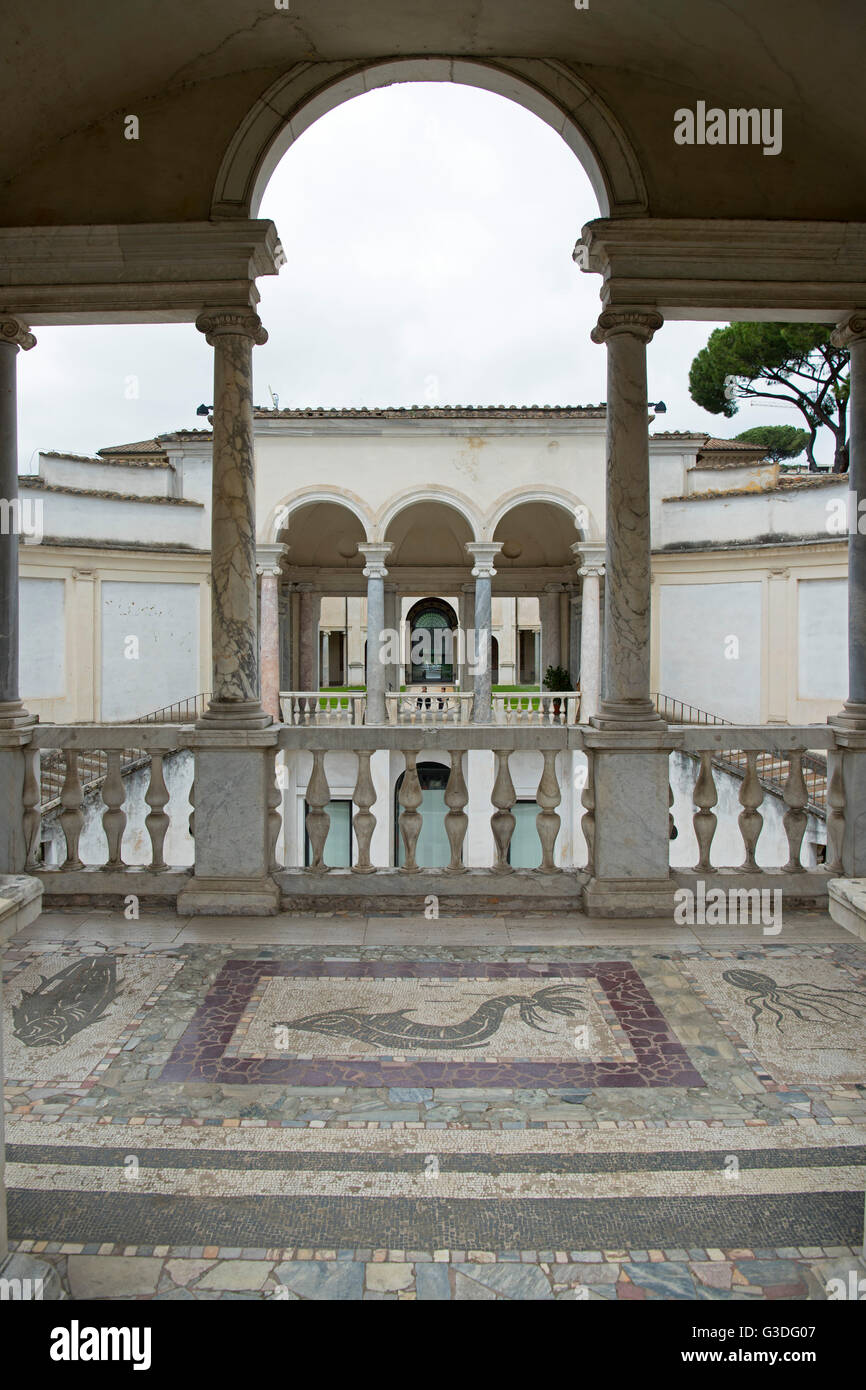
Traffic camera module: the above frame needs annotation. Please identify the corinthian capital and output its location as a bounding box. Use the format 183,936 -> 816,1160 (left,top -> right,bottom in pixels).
591,309 -> 663,346
195,308 -> 268,346
831,312 -> 866,349
0,315 -> 36,351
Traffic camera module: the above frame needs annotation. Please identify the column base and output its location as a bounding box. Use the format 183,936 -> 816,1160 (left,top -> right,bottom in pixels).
591,699 -> 665,731
177,875 -> 281,916
197,698 -> 273,730
0,700 -> 36,731
583,876 -> 678,919
830,701 -> 866,732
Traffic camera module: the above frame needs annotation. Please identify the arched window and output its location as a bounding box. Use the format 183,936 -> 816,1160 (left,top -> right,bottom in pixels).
406,598 -> 457,683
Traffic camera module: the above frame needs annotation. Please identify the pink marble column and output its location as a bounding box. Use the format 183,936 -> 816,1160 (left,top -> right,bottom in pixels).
257,547 -> 284,722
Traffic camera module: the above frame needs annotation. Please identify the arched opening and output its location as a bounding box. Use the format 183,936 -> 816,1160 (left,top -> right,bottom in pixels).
394,760 -> 450,868
214,59 -> 647,221
405,597 -> 458,684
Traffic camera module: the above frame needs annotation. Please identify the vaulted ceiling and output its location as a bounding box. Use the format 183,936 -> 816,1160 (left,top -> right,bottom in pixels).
2,1 -> 864,229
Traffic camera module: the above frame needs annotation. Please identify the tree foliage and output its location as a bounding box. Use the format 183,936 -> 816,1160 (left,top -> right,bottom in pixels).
689,323 -> 849,472
733,425 -> 810,462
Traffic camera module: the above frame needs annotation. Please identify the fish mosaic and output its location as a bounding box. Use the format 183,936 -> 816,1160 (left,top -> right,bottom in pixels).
277,983 -> 587,1050
11,955 -> 119,1048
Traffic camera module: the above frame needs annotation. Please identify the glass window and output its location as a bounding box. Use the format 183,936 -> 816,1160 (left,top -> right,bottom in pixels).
394,762 -> 451,867
508,801 -> 541,869
304,798 -> 352,867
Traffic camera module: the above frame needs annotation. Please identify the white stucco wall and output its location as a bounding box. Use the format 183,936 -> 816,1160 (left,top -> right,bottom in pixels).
38,453 -> 172,498
658,581 -> 762,721
100,580 -> 201,720
20,486 -> 206,549
20,576 -> 65,700
797,577 -> 847,701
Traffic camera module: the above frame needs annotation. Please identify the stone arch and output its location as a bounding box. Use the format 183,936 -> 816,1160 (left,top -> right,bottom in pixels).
378,489 -> 482,546
266,488 -> 373,546
486,489 -> 599,545
211,57 -> 648,222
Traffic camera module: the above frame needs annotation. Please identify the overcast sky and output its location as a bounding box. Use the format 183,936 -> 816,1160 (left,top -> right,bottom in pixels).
15,82 -> 817,472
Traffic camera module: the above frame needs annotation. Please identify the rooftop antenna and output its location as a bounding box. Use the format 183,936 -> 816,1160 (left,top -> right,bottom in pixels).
268,385 -> 280,411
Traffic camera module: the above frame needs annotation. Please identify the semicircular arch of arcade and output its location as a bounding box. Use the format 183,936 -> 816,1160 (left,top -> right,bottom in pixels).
380,495 -> 479,568
490,497 -> 589,570
212,57 -> 647,223
274,496 -> 370,568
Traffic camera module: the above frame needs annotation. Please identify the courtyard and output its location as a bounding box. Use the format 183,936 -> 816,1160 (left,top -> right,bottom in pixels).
4,905 -> 865,1301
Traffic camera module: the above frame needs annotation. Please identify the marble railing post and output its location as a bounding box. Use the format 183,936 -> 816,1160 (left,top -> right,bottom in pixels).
573,543 -> 604,724
831,312 -> 866,874
178,307 -> 279,916
257,545 -> 285,722
360,544 -> 391,724
466,544 -> 499,724
582,309 -> 674,917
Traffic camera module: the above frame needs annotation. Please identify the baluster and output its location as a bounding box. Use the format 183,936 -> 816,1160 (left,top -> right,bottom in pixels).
535,748 -> 561,873
188,773 -> 196,842
825,750 -> 844,873
692,750 -> 718,872
97,750 -> 125,868
305,750 -> 330,872
490,747 -> 516,872
444,749 -> 469,872
398,750 -> 423,871
738,750 -> 764,871
351,750 -> 377,873
59,749 -> 85,869
145,751 -> 170,870
782,749 -> 808,872
580,750 -> 595,875
22,745 -> 41,868
267,753 -> 282,872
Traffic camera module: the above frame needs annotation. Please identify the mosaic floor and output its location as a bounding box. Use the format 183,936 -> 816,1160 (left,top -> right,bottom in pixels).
4,908 -> 866,1300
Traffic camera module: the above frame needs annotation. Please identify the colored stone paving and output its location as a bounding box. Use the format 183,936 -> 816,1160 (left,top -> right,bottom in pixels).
4,908 -> 866,1300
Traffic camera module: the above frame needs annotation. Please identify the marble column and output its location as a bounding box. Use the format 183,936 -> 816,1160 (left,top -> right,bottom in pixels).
297,583 -> 318,690
590,309 -> 664,730
178,307 -> 279,918
195,308 -> 270,728
569,588 -> 582,688
582,309 -> 674,918
831,312 -> 866,875
0,318 -> 37,880
278,582 -> 293,690
0,317 -> 35,730
539,583 -> 563,678
458,584 -> 473,691
360,544 -> 391,723
573,544 -> 604,723
466,544 -> 500,724
256,545 -> 284,722
384,583 -> 399,691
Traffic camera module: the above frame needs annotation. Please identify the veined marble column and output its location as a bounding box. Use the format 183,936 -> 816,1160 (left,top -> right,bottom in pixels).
458,584 -> 473,691
590,309 -> 664,729
831,312 -> 866,876
256,545 -> 285,722
278,582 -> 293,690
540,583 -> 563,677
0,317 -> 35,730
569,588 -> 582,688
466,544 -> 499,724
297,583 -> 319,690
573,544 -> 605,723
384,583 -> 399,691
196,308 -> 269,728
360,544 -> 391,724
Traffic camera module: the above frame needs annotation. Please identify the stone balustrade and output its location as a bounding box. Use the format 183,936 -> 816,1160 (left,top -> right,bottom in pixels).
279,691 -> 366,725
12,719 -> 848,914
